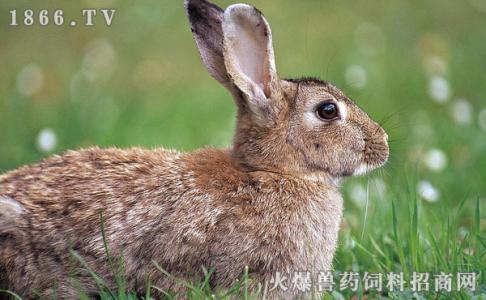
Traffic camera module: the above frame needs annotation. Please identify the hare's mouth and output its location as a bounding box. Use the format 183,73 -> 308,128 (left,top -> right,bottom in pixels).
353,159 -> 386,176
353,139 -> 389,176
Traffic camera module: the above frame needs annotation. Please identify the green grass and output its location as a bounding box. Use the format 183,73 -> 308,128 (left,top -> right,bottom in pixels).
2,186 -> 483,299
1,0 -> 485,299
101,192 -> 482,298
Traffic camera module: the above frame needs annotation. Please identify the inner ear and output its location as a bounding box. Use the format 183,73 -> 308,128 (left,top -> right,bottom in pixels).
228,10 -> 271,97
223,4 -> 279,104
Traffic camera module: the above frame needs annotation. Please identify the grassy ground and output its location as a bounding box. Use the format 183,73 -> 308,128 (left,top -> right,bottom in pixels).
0,0 -> 485,299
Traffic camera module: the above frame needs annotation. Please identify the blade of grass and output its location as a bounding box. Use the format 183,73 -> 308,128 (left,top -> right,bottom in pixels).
360,177 -> 370,241
369,235 -> 392,271
99,212 -> 127,299
243,266 -> 249,300
410,188 -> 419,271
0,290 -> 23,300
475,197 -> 480,265
69,249 -> 116,298
144,277 -> 151,300
150,285 -> 174,299
391,197 -> 408,278
425,225 -> 448,271
152,260 -> 206,299
197,267 -> 215,297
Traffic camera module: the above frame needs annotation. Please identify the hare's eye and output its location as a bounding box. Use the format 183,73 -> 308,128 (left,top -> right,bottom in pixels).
316,102 -> 339,120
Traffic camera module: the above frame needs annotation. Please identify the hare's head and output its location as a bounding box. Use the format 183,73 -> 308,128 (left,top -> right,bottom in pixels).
186,0 -> 389,179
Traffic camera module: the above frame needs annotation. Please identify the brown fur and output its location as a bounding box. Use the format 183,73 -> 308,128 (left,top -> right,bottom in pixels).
0,0 -> 388,299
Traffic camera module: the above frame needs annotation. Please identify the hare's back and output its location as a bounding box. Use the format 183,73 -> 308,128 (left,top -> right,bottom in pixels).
0,147 -> 183,217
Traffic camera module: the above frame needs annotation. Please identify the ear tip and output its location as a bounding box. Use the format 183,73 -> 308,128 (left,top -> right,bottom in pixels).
185,0 -> 204,15
224,3 -> 263,22
225,3 -> 258,13
226,3 -> 254,10
185,0 -> 224,24
185,0 -> 223,12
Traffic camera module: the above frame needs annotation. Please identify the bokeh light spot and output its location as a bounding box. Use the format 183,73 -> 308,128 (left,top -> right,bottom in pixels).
36,128 -> 57,153
417,180 -> 440,202
428,76 -> 450,103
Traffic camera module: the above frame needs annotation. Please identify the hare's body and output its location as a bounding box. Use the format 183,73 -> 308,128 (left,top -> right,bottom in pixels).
0,0 -> 389,298
0,147 -> 342,298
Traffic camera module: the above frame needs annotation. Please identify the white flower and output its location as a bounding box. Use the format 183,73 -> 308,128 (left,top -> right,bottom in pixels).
36,128 -> 57,153
428,76 -> 450,103
458,227 -> 469,239
17,64 -> 44,97
423,148 -> 448,172
345,65 -> 367,90
450,99 -> 473,126
349,183 -> 367,207
417,180 -> 440,202
478,108 -> 486,131
344,237 -> 356,250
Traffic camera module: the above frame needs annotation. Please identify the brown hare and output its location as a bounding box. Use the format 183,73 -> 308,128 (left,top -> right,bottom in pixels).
0,0 -> 389,298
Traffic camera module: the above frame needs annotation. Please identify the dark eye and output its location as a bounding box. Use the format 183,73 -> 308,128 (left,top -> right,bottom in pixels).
316,102 -> 339,120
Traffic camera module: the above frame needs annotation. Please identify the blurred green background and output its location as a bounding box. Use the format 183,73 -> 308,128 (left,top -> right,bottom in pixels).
0,0 -> 485,296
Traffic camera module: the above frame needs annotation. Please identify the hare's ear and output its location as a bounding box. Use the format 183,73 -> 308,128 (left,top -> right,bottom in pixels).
185,0 -> 234,90
222,4 -> 281,118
